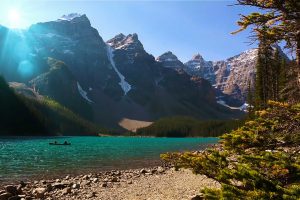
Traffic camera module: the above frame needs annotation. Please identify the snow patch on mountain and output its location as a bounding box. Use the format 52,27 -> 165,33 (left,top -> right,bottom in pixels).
106,45 -> 132,95
77,82 -> 93,103
58,13 -> 83,21
216,99 -> 248,112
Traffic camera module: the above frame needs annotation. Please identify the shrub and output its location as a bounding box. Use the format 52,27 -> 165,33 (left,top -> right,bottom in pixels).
161,101 -> 300,199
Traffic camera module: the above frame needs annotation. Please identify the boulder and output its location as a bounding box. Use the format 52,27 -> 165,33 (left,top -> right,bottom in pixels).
8,196 -> 21,200
0,193 -> 13,200
5,186 -> 18,196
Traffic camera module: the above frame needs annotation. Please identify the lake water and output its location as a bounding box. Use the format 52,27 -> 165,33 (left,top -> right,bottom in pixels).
0,136 -> 218,183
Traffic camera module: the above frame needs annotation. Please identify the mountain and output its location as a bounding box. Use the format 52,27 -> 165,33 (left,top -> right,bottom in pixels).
0,14 -> 243,132
183,49 -> 258,103
156,51 -> 185,69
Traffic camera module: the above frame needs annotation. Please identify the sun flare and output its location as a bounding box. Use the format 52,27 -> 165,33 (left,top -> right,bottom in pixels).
8,9 -> 21,28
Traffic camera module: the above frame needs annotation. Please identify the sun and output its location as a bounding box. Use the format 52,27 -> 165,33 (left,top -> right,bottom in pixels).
8,9 -> 21,28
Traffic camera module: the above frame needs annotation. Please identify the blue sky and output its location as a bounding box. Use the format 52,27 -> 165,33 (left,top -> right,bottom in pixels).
0,0 -> 258,62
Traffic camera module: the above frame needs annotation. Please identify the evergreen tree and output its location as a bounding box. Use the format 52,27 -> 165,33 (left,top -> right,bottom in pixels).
246,80 -> 254,118
233,0 -> 300,71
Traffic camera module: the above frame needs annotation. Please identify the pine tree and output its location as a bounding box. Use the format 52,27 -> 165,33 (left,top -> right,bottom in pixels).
247,80 -> 254,118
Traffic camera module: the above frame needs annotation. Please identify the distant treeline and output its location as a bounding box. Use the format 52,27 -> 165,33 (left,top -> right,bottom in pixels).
0,76 -> 100,136
136,116 -> 245,137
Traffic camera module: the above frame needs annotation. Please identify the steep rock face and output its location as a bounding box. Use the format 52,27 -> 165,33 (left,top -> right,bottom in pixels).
156,51 -> 185,69
184,49 -> 258,102
184,54 -> 216,83
27,14 -> 120,93
213,49 -> 257,101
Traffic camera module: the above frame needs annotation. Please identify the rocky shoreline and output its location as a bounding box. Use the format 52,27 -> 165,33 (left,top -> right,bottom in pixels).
0,165 -> 219,200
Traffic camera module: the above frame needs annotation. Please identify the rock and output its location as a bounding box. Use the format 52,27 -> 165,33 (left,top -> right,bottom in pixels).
190,194 -> 204,200
101,183 -> 107,187
82,180 -> 91,186
46,184 -> 52,192
0,193 -> 13,200
62,187 -> 71,195
92,178 -> 98,183
72,183 -> 80,189
145,172 -> 152,176
114,171 -> 121,176
87,192 -> 96,198
0,191 -> 5,195
8,196 -> 21,200
16,185 -> 22,195
111,177 -> 118,182
19,182 -> 26,189
82,175 -> 89,180
52,182 -> 68,189
5,186 -> 19,196
127,180 -> 133,184
140,169 -> 147,174
157,166 -> 165,173
33,187 -> 46,199
103,178 -> 109,182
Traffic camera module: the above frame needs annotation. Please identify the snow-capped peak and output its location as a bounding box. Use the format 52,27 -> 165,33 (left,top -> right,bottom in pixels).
58,13 -> 83,21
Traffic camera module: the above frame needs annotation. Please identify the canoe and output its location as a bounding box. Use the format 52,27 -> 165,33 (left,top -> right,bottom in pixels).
49,143 -> 71,145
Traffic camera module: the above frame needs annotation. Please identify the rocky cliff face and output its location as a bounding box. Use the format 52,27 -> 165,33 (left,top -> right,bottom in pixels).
183,49 -> 258,103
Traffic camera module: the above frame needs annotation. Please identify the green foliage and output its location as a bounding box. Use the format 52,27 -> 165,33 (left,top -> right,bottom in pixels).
137,116 -> 245,137
0,76 -> 46,135
161,101 -> 300,199
255,44 -> 287,109
22,96 -> 100,136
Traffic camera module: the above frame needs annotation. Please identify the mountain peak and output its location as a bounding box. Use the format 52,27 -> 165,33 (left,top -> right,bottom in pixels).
156,51 -> 184,69
192,53 -> 204,61
57,13 -> 84,21
107,33 -> 144,51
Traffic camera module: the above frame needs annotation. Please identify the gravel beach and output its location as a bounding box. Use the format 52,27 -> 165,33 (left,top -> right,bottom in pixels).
0,166 -> 220,200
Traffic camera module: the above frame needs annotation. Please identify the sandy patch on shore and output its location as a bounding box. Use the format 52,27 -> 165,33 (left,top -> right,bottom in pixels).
119,118 -> 153,132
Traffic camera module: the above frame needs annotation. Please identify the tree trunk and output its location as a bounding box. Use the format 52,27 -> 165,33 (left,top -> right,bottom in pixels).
297,31 -> 300,67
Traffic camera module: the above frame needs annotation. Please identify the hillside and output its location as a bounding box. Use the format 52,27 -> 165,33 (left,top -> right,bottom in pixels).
0,76 -> 99,136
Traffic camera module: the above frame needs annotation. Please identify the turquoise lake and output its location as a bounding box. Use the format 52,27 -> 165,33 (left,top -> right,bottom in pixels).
0,136 -> 218,183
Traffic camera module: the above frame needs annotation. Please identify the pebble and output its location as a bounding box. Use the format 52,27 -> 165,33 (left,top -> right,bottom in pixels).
62,187 -> 71,195
101,183 -> 107,187
33,187 -> 46,199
